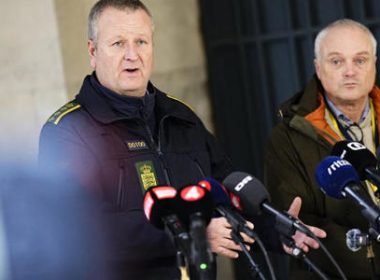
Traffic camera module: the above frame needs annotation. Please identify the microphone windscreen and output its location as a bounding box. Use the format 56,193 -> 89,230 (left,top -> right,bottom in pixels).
223,171 -> 270,215
315,156 -> 360,199
198,177 -> 231,207
177,185 -> 214,226
331,140 -> 377,179
143,186 -> 177,229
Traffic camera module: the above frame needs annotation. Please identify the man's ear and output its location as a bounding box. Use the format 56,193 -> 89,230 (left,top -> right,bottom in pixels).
314,58 -> 321,79
88,40 -> 97,69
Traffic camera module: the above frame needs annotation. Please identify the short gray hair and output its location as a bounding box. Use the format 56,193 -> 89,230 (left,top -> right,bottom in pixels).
314,18 -> 377,60
88,0 -> 154,42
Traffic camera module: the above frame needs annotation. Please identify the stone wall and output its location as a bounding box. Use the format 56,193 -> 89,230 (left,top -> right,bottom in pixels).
0,0 -> 67,161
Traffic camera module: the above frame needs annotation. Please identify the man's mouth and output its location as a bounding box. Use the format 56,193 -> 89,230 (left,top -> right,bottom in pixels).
344,82 -> 358,87
125,68 -> 138,73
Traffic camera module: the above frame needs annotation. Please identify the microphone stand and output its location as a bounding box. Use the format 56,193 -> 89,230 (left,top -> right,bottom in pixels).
367,226 -> 380,280
281,236 -> 329,280
177,251 -> 190,280
189,213 -> 214,280
163,214 -> 193,279
365,167 -> 380,190
215,208 -> 275,279
365,242 -> 378,280
273,214 -> 347,280
230,230 -> 266,280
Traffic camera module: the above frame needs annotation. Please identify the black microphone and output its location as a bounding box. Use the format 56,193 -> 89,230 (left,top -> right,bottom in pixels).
143,186 -> 192,256
198,178 -> 254,238
223,172 -> 312,237
315,156 -> 380,239
176,184 -> 213,228
332,141 -> 380,195
198,178 -> 269,280
177,185 -> 214,276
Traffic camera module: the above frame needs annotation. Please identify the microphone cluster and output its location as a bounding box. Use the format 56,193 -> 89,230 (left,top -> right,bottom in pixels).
143,184 -> 214,278
314,140 -> 380,279
142,140 -> 380,279
315,140 -> 380,242
143,172 -> 323,280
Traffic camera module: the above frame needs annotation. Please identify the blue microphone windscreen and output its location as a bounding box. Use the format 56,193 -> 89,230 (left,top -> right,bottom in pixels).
198,177 -> 231,207
315,156 -> 360,199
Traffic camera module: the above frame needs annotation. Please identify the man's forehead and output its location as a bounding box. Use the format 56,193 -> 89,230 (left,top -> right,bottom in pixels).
99,6 -> 151,22
320,27 -> 373,55
97,7 -> 153,30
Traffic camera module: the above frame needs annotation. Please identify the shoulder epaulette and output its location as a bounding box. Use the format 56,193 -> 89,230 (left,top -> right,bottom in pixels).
167,95 -> 194,112
47,102 -> 81,125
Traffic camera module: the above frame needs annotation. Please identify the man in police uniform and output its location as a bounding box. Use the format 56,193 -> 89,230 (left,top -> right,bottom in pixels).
40,0 -> 326,279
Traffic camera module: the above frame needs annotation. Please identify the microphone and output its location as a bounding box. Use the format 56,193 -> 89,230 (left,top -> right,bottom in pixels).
177,185 -> 214,275
143,185 -> 177,229
198,178 -> 269,280
315,156 -> 380,236
331,140 -> 380,195
198,178 -> 254,238
176,185 -> 213,227
346,228 -> 370,252
223,172 -> 312,237
143,186 -> 192,256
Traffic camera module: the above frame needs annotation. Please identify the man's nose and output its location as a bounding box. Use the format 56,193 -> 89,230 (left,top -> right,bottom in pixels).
124,44 -> 138,60
343,62 -> 357,77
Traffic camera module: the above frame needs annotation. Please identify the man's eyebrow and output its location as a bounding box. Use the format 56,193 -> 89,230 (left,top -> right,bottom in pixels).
326,52 -> 342,57
325,51 -> 371,57
355,51 -> 371,56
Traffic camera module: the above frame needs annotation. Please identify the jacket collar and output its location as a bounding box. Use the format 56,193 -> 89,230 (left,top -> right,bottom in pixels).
278,74 -> 322,121
76,74 -> 197,125
280,75 -> 380,145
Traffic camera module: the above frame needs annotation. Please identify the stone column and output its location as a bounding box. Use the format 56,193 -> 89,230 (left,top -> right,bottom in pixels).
0,0 -> 67,161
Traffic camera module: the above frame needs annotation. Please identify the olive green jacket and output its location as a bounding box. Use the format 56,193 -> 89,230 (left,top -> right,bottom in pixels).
265,75 -> 380,279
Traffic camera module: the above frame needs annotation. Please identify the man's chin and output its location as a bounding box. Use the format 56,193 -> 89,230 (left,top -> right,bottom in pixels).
337,91 -> 369,102
119,87 -> 146,97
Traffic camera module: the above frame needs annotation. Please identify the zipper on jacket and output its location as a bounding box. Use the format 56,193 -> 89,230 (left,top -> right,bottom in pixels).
193,157 -> 206,177
143,117 -> 172,185
117,160 -> 126,208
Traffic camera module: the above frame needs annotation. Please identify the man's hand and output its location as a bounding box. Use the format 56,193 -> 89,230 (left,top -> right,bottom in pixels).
283,196 -> 327,254
206,217 -> 255,258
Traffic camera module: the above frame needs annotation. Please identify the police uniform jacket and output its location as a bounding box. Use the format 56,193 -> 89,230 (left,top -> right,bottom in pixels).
39,74 -> 233,279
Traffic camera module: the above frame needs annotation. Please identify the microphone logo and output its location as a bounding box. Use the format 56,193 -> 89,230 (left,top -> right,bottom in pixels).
347,142 -> 366,151
152,186 -> 177,199
198,180 -> 212,192
327,159 -> 350,175
143,186 -> 177,222
143,192 -> 154,220
180,185 -> 206,202
230,192 -> 243,211
234,175 -> 253,191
